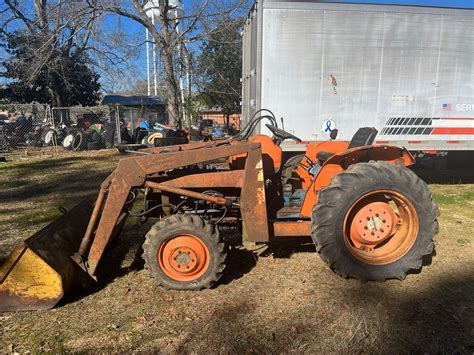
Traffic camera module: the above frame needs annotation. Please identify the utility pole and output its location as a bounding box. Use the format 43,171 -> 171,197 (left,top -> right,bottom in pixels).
145,28 -> 151,96
152,16 -> 158,97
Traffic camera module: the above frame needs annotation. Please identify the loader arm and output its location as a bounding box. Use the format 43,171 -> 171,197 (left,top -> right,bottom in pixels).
1,140 -> 271,312
80,141 -> 270,276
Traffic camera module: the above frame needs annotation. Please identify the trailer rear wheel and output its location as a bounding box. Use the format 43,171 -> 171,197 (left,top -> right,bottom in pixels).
312,161 -> 439,281
142,214 -> 226,290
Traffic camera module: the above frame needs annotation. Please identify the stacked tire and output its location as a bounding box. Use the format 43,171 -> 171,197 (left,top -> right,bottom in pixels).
100,122 -> 116,148
86,131 -> 105,151
72,130 -> 92,151
41,128 -> 67,146
154,136 -> 189,147
62,123 -> 115,151
42,129 -> 55,146
62,128 -> 79,150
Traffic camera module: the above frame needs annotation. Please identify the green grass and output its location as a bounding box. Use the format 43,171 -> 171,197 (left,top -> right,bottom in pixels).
432,188 -> 474,205
0,154 -> 473,353
12,208 -> 62,225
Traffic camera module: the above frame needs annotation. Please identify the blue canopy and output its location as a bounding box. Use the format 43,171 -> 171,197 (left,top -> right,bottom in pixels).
102,95 -> 166,107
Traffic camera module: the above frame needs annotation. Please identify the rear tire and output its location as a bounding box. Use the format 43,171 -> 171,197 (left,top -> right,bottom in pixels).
312,161 -> 439,281
42,129 -> 55,146
142,214 -> 226,290
72,131 -> 91,151
62,133 -> 75,150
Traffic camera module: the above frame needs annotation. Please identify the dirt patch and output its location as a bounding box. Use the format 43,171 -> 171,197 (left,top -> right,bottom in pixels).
0,154 -> 473,353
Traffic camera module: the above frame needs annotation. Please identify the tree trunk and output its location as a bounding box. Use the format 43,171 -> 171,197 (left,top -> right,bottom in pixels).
48,76 -> 70,125
161,46 -> 181,128
48,86 -> 62,108
156,1 -> 182,128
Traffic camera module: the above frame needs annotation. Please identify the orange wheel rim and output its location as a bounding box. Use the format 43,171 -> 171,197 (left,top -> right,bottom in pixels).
343,190 -> 419,265
158,235 -> 210,282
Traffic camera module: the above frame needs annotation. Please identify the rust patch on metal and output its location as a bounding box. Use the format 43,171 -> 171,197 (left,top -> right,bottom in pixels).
161,171 -> 244,189
146,181 -> 232,206
241,146 -> 270,243
273,221 -> 312,237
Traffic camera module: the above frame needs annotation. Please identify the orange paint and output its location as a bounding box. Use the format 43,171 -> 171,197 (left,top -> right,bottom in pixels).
295,141 -> 349,189
305,141 -> 350,163
300,164 -> 343,218
299,146 -> 415,218
158,235 -> 210,282
248,135 -> 282,171
433,128 -> 474,135
228,135 -> 282,172
349,201 -> 397,250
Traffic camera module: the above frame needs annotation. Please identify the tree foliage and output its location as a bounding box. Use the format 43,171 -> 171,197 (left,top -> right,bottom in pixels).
0,0 -> 141,106
91,0 -> 248,127
1,30 -> 100,106
196,18 -> 243,121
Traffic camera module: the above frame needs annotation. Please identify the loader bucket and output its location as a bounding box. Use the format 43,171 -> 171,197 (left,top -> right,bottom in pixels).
0,201 -> 94,312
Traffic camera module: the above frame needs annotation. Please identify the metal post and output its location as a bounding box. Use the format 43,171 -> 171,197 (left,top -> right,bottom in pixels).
115,106 -> 122,144
176,18 -> 187,127
146,28 -> 151,96
152,16 -> 158,97
185,51 -> 192,127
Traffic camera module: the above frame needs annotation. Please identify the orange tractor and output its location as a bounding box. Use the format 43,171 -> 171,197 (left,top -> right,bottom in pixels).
0,113 -> 439,312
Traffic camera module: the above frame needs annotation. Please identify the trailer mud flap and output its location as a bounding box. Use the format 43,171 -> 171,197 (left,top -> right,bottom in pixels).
0,201 -> 93,312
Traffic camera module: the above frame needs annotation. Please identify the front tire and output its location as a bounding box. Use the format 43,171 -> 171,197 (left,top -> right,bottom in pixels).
312,161 -> 439,281
142,214 -> 226,290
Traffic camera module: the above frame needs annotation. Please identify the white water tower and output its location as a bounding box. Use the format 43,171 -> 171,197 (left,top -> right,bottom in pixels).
144,0 -> 184,22
144,0 -> 185,97
143,0 -> 189,127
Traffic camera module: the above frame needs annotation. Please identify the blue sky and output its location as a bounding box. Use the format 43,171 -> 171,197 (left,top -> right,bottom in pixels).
126,0 -> 473,93
124,0 -> 474,93
2,0 -> 473,91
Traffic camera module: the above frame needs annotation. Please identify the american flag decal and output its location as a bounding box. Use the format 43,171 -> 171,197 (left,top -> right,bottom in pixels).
443,103 -> 452,111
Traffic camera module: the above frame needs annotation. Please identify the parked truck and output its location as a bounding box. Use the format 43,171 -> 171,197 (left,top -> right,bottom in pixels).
242,0 -> 474,155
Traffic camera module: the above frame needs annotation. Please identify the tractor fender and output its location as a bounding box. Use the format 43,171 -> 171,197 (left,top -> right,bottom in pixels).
300,145 -> 415,218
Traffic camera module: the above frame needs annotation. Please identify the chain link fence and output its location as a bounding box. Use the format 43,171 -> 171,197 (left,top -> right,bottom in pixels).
48,106 -> 118,153
112,104 -> 168,145
0,102 -> 195,156
0,104 -> 120,156
0,103 -> 52,155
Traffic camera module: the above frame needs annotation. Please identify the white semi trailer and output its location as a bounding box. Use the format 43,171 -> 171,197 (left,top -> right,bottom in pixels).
242,0 -> 474,153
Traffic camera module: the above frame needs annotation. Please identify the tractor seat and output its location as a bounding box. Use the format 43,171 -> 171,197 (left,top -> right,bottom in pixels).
317,127 -> 378,163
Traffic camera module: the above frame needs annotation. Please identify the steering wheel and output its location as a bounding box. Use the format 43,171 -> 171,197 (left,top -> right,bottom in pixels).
265,124 -> 302,143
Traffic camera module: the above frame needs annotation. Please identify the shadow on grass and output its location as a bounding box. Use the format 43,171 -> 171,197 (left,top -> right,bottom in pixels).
0,152 -> 119,201
0,169 -> 111,202
263,236 -> 316,258
412,166 -> 474,184
61,227 -> 258,305
172,271 -> 474,353
2,154 -> 119,171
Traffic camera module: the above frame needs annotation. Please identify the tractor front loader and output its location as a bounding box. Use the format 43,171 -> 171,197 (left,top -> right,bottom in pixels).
0,116 -> 439,312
